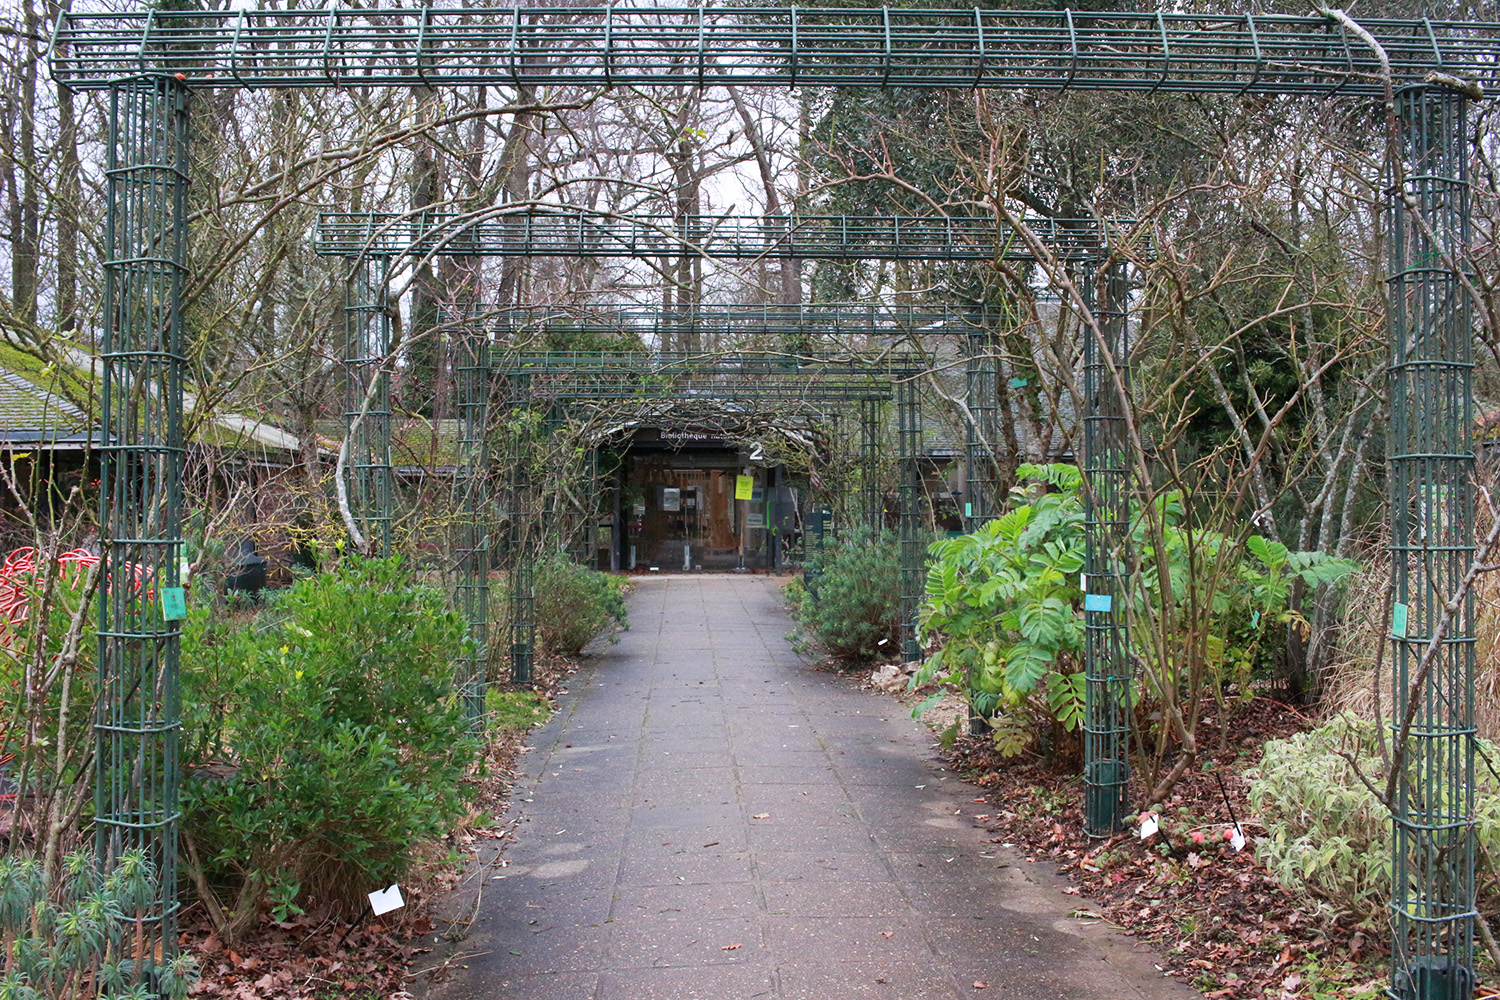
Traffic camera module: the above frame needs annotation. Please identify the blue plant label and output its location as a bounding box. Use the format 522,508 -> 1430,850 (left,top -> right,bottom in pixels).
161,587 -> 187,622
1009,377 -> 1028,388
1392,602 -> 1409,639
1084,593 -> 1112,613
964,502 -> 972,518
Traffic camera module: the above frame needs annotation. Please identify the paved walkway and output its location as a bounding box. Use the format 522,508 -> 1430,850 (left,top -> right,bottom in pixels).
427,576 -> 1198,1000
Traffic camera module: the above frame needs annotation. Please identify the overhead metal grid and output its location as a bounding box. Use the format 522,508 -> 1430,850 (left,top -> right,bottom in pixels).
474,302 -> 988,343
315,211 -> 1125,261
49,8 -> 1500,95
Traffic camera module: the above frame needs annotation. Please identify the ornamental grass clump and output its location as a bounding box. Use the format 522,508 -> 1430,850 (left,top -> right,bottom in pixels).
179,557 -> 476,943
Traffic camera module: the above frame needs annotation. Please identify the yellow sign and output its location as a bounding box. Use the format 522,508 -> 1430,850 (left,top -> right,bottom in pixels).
734,475 -> 754,500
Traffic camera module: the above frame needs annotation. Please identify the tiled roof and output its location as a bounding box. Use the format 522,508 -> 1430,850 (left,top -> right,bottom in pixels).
0,370 -> 94,447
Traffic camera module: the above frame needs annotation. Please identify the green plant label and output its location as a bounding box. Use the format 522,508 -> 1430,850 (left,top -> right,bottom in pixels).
964,502 -> 972,518
1084,593 -> 1112,613
735,475 -> 754,500
1009,377 -> 1028,388
161,587 -> 187,621
1251,610 -> 1260,629
1391,602 -> 1409,639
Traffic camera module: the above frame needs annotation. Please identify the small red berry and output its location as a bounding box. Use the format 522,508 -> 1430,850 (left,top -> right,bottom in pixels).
1190,831 -> 1206,845
1223,828 -> 1235,841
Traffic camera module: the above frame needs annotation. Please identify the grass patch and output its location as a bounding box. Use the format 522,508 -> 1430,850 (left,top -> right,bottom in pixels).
486,687 -> 552,732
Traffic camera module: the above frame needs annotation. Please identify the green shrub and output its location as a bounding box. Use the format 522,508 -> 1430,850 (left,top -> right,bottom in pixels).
180,557 -> 476,943
791,527 -> 902,663
533,554 -> 628,656
915,464 -> 1087,753
1249,715 -> 1500,927
0,849 -> 197,998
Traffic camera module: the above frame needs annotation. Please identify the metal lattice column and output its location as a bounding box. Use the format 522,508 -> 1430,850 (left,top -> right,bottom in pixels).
964,328 -> 1000,530
860,398 -> 882,531
1387,86 -> 1477,1000
96,75 -> 188,986
455,314 -> 491,726
896,378 -> 923,663
342,255 -> 393,556
1082,260 -> 1131,838
506,372 -> 536,684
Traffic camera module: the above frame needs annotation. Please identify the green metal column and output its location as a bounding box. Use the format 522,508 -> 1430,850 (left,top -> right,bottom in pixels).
97,74 -> 189,989
1082,260 -> 1131,837
860,398 -> 881,531
580,445 -> 601,566
1387,86 -> 1477,1000
896,377 -> 923,662
455,313 -> 491,727
506,372 -> 536,684
964,326 -> 999,531
342,254 -> 393,556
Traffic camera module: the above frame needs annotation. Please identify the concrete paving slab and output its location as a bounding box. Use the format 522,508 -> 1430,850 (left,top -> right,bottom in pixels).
422,575 -> 1200,1000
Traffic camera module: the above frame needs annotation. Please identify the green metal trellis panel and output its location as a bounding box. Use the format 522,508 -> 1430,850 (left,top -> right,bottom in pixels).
1387,87 -> 1478,1000
1081,262 -> 1131,839
314,211 -> 1129,261
97,74 -> 188,987
49,8 -> 1500,95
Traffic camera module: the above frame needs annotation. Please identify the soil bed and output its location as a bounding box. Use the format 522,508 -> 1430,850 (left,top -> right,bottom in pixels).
938,696 -> 1388,999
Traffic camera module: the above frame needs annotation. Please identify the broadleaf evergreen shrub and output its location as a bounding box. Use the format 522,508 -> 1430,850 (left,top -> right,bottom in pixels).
533,554 -> 628,656
180,556 -> 476,942
1249,715 -> 1500,927
789,527 -> 902,663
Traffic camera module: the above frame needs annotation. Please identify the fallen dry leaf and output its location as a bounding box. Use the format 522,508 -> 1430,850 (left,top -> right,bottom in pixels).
721,943 -> 742,951
752,813 -> 770,820
880,931 -> 894,938
973,982 -> 989,990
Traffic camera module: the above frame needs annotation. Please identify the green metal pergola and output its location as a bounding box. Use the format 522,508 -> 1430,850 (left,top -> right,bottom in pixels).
54,8 -> 1493,996
315,213 -> 1127,709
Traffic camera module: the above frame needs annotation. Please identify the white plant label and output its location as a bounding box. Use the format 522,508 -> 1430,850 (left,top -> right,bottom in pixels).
1230,826 -> 1246,852
368,884 -> 405,916
1138,813 -> 1159,839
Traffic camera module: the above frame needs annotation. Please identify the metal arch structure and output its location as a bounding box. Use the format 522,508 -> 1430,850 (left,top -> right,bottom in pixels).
482,332 -> 934,698
315,210 -> 1125,261
59,8 -> 1496,994
48,7 -> 1500,95
313,213 -> 1117,707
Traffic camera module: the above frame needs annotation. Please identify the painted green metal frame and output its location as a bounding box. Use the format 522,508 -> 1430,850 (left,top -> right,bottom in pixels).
97,75 -> 188,989
342,255 -> 393,557
454,308 -> 492,725
1387,87 -> 1477,1000
68,6 -> 1492,991
50,8 -> 1500,95
1081,262 -> 1131,838
315,210 -> 1121,261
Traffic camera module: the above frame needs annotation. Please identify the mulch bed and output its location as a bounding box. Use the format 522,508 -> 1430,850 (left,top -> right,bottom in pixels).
184,654 -> 581,999
942,696 -> 1391,999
